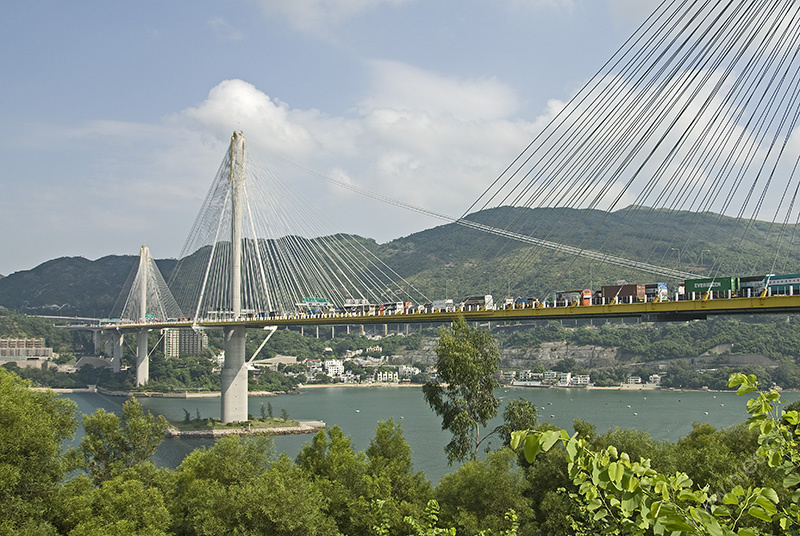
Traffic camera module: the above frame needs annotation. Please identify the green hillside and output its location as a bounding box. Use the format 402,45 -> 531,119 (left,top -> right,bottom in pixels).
375,205 -> 800,301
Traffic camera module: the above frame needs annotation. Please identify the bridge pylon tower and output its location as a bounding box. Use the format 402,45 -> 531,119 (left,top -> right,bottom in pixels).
117,244 -> 183,386
136,245 -> 151,386
221,131 -> 249,423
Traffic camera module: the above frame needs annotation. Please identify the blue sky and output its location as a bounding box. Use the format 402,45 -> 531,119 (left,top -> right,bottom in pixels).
0,0 -> 658,276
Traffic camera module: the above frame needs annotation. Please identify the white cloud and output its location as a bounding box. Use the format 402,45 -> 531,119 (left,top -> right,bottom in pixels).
175,79 -> 321,156
254,0 -> 411,36
206,17 -> 245,41
361,60 -> 520,121
503,0 -> 577,12
608,0 -> 661,24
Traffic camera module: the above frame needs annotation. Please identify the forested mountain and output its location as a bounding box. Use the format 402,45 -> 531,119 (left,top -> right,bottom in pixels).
0,206 -> 797,317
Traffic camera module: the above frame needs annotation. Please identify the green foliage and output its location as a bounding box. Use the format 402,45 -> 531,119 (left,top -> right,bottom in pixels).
57,474 -> 172,536
78,397 -> 169,484
402,500 -> 456,536
146,353 -> 220,392
423,317 -> 501,463
174,436 -> 336,535
296,425 -> 371,534
510,372 -> 800,535
0,368 -> 78,533
435,449 -> 533,535
366,420 -> 434,532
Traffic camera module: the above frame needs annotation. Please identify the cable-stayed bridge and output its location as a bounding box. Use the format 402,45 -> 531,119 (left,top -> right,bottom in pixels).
96,1 -> 800,421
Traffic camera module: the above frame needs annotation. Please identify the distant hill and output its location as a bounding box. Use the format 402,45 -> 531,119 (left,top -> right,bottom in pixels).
0,255 -> 176,318
1,206 -> 797,317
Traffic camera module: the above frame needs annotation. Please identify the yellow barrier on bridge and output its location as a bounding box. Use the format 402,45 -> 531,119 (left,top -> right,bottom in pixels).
102,293 -> 800,331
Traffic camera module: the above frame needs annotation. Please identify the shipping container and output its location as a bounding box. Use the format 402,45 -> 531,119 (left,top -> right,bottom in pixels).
601,284 -> 646,303
684,277 -> 739,297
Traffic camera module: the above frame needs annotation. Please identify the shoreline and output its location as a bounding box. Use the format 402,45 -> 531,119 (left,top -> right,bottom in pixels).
298,382 -> 421,389
34,382 -> 778,398
166,419 -> 326,438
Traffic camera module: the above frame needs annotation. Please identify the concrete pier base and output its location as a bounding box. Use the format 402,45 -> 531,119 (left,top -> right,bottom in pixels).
136,329 -> 149,386
112,331 -> 123,373
221,326 -> 248,423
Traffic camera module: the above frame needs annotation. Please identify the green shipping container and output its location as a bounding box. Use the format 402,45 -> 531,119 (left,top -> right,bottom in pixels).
684,277 -> 739,294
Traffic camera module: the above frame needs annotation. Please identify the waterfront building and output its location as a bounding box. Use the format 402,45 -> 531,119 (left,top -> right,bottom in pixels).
398,365 -> 420,378
571,374 -> 591,386
648,374 -> 662,385
544,370 -> 559,383
374,370 -> 399,383
324,359 -> 344,378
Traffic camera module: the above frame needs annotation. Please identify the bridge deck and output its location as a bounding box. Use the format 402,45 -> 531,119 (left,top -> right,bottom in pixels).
101,294 -> 800,330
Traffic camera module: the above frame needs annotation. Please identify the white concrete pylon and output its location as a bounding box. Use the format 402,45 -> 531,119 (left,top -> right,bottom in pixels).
221,131 -> 249,423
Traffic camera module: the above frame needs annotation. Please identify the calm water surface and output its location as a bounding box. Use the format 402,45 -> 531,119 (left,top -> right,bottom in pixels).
65,386 -> 796,484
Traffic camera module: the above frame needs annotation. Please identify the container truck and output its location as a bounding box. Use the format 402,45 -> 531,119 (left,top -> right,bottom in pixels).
461,295 -> 494,311
554,289 -> 592,306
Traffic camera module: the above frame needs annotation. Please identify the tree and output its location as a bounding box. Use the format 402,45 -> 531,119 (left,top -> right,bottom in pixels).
498,399 -> 538,447
173,436 -> 337,535
296,425 -> 371,535
0,368 -> 78,533
435,448 -> 534,535
423,317 -> 501,463
56,474 -> 172,536
366,419 -> 434,532
78,397 -> 169,483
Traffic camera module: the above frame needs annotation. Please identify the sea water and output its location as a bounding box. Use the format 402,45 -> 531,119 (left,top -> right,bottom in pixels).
64,386 -> 793,484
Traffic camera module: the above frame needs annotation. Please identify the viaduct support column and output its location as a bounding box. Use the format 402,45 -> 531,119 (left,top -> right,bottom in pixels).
112,331 -> 123,373
222,326 -> 248,422
136,329 -> 149,387
92,330 -> 102,356
104,333 -> 113,359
